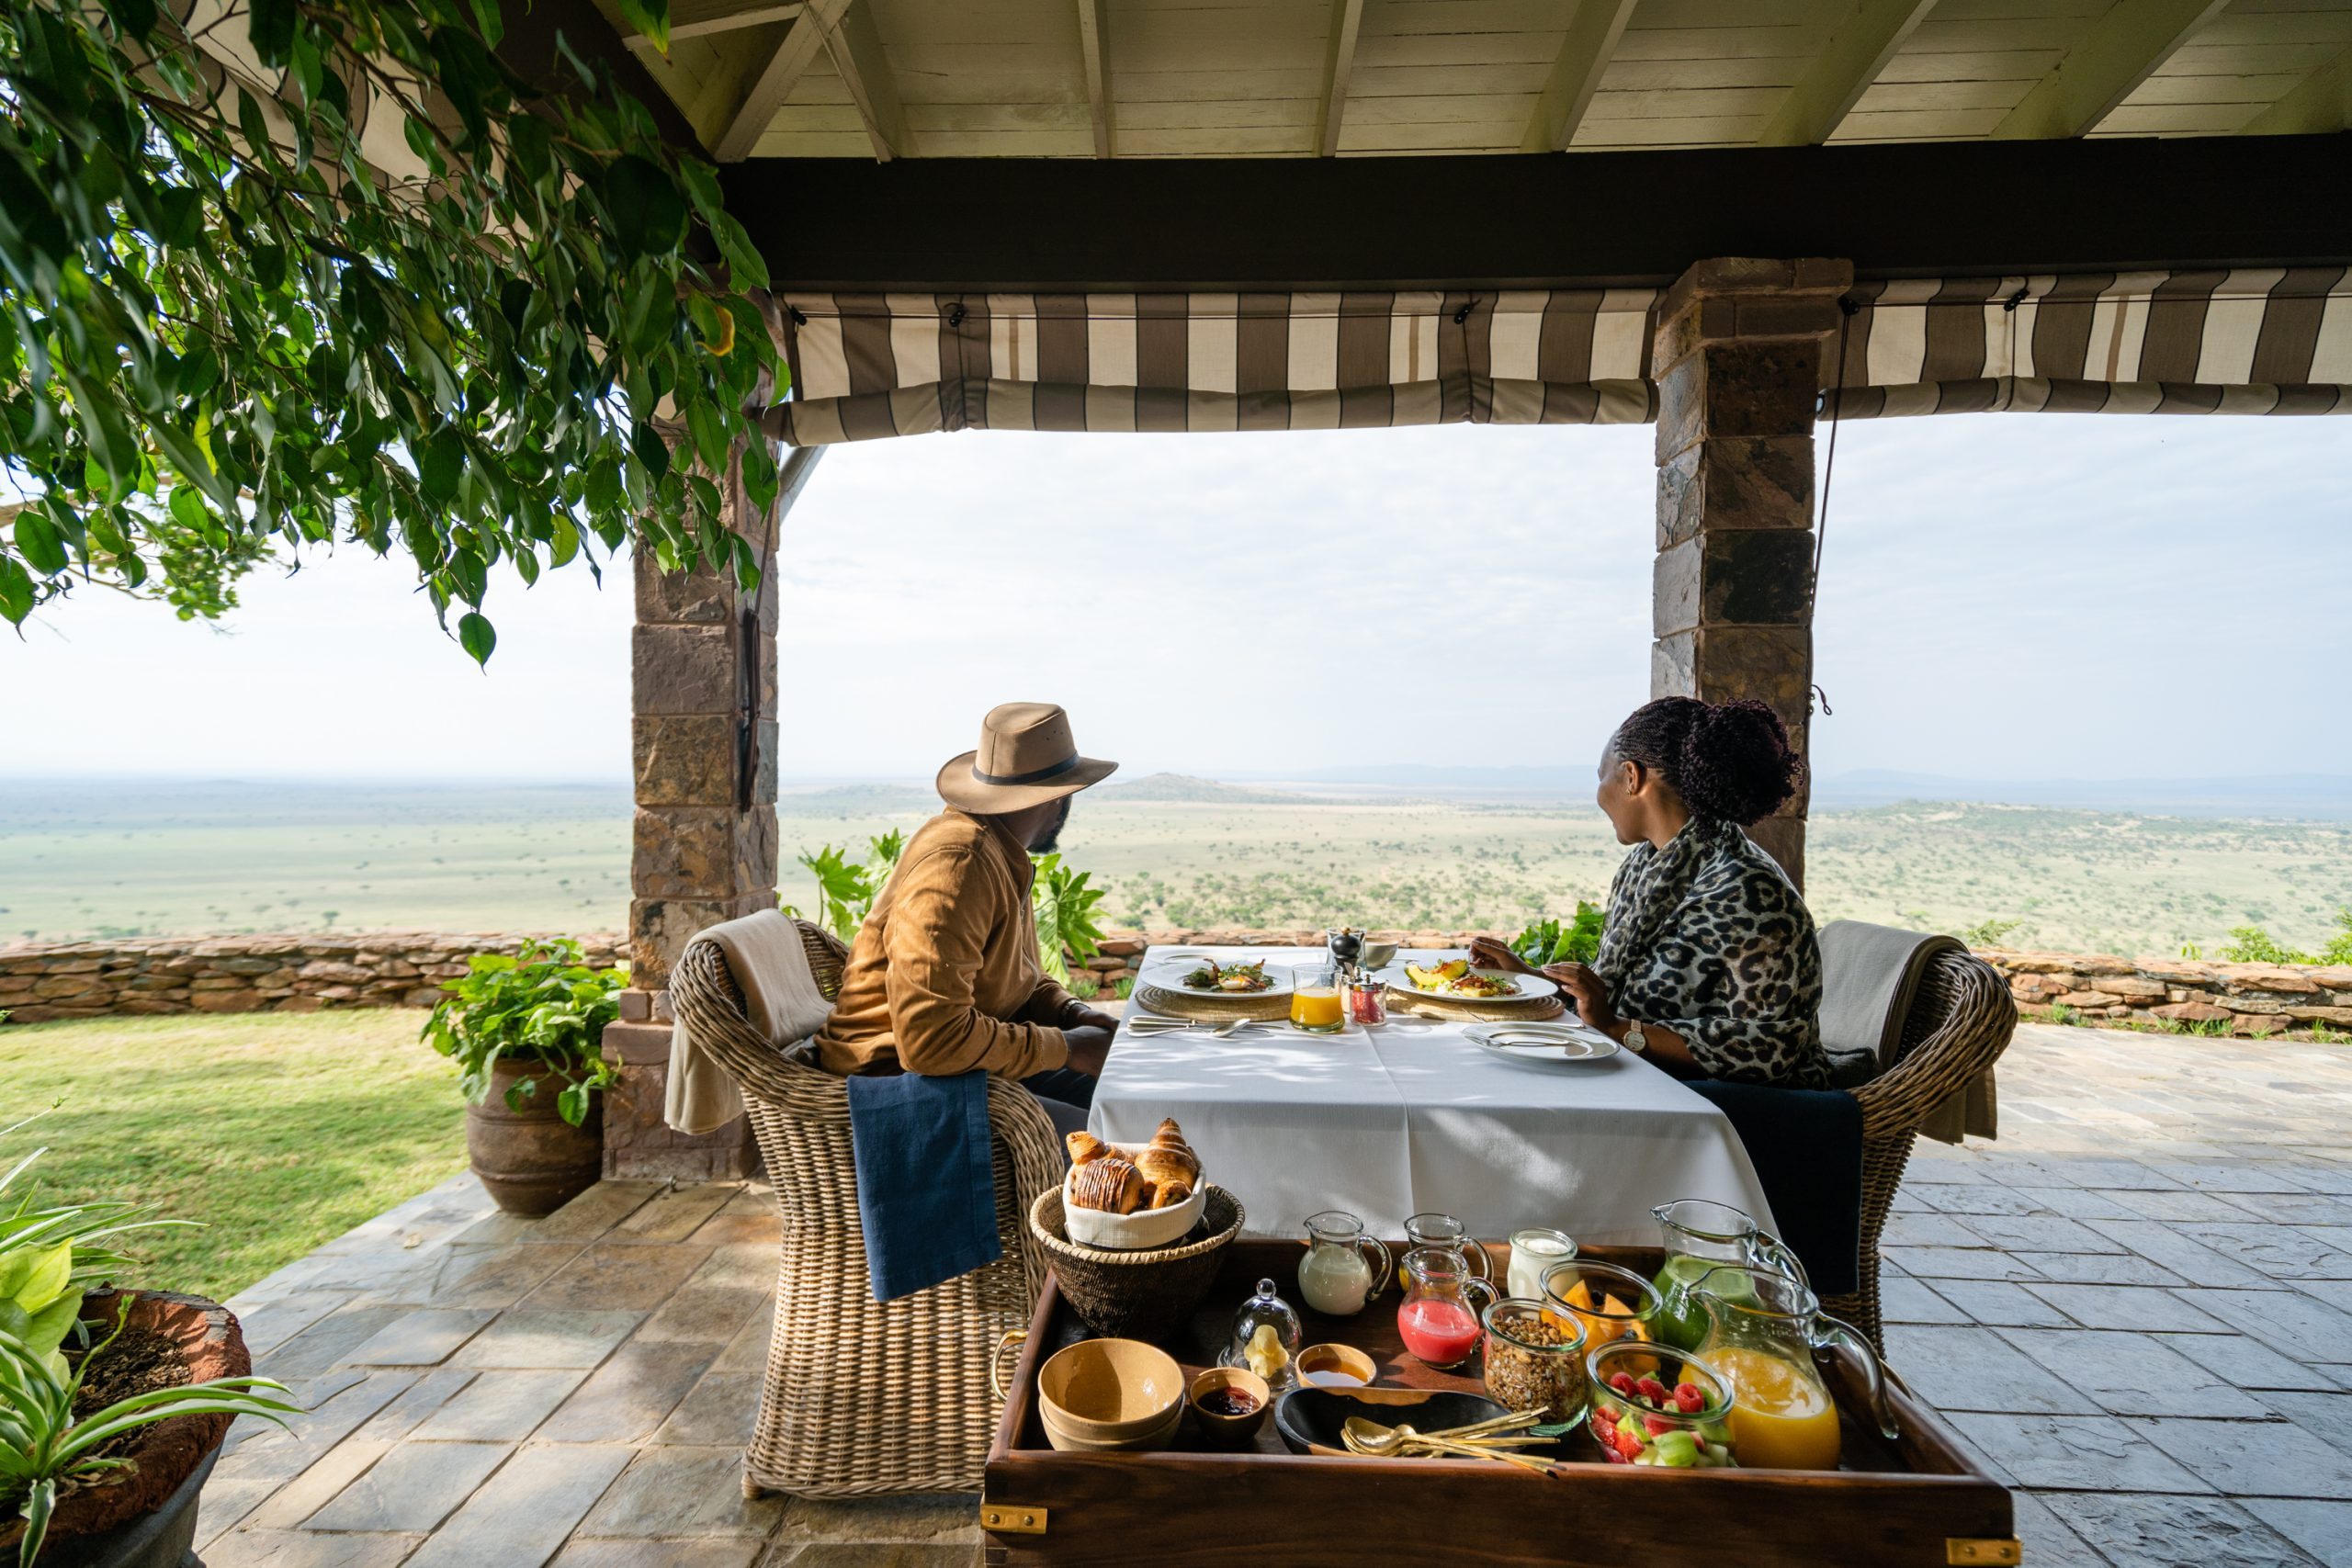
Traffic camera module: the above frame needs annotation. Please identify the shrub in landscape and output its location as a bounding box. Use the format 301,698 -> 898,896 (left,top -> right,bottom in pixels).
421,939 -> 627,1127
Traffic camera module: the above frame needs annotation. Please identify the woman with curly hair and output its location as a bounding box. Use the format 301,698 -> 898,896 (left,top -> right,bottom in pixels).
1474,696 -> 1828,1089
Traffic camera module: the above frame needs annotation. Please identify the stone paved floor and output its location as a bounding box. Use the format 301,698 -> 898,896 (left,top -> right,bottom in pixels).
196,1022 -> 2352,1567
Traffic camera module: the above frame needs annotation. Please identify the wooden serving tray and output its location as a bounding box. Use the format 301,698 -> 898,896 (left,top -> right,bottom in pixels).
985,1239 -> 2018,1568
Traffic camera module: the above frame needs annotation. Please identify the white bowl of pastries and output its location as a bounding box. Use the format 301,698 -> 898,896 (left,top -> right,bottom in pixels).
1061,1118 -> 1208,1251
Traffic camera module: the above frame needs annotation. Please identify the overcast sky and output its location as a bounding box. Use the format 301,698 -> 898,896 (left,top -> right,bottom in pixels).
8,412 -> 2348,783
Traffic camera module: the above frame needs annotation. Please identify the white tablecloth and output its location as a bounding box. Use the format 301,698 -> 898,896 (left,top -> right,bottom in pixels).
1091,947 -> 1775,1247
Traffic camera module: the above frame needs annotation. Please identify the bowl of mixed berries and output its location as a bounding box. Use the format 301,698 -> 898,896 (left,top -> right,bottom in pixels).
1586,1340 -> 1737,1469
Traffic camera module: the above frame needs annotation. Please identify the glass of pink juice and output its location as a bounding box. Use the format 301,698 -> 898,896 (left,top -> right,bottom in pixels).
1397,1247 -> 1497,1370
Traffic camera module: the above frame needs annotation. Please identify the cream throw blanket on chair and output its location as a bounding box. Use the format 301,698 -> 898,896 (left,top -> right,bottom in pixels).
1818,919 -> 1997,1145
666,908 -> 837,1135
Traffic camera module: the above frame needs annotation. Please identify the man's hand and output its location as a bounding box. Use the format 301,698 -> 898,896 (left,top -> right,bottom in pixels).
1067,1005 -> 1122,1036
1544,962 -> 1618,1036
1061,1024 -> 1114,1078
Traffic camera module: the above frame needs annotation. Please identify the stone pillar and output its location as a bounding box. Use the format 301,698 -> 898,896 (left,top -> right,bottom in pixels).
1650,257 -> 1852,891
600,442 -> 816,1180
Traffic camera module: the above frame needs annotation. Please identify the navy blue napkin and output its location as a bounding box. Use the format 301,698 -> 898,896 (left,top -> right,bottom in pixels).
1685,1080 -> 1863,1298
844,1068 -> 1001,1303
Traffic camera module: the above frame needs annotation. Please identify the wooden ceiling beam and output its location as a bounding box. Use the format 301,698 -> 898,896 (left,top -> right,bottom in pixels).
1317,0 -> 1366,158
2242,44 -> 2352,136
624,0 -> 804,49
1078,0 -> 1113,158
826,0 -> 907,161
1756,0 -> 1937,147
1990,0 -> 2231,140
724,136 -> 2352,293
1520,0 -> 1638,153
710,0 -> 851,163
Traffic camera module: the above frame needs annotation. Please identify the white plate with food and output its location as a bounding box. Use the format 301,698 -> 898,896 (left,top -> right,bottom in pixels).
1386,957 -> 1558,1001
1464,1022 -> 1619,1066
1140,954 -> 1295,998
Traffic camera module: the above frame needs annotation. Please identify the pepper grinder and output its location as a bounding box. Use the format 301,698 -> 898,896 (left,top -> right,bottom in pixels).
1326,927 -> 1364,985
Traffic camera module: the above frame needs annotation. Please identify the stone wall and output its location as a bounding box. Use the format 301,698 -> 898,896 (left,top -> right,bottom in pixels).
1984,949 -> 2352,1041
10,929 -> 2348,1044
0,932 -> 623,1025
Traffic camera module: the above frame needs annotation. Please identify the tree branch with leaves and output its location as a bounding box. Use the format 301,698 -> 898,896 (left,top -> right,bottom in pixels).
0,0 -> 782,660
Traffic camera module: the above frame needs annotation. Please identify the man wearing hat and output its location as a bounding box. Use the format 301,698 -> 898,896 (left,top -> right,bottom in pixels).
813,703 -> 1122,1134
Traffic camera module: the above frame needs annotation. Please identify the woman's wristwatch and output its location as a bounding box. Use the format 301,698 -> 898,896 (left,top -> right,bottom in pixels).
1620,1020 -> 1649,1055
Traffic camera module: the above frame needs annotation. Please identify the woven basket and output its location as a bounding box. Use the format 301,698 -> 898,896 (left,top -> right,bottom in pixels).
1134,983 -> 1292,1022
1031,1184 -> 1246,1342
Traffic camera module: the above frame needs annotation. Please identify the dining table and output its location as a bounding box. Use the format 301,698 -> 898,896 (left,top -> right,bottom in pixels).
1088,945 -> 1776,1247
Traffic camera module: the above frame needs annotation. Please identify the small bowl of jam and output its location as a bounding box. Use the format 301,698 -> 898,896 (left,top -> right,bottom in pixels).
1189,1365 -> 1272,1450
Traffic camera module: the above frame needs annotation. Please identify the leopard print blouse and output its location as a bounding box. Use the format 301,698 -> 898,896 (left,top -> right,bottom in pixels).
1592,816 -> 1830,1089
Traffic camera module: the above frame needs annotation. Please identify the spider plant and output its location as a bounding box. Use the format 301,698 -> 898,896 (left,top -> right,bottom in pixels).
0,1319 -> 300,1568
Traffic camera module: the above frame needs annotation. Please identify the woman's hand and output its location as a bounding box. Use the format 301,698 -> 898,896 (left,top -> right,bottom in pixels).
1466,936 -> 1532,975
1544,962 -> 1618,1035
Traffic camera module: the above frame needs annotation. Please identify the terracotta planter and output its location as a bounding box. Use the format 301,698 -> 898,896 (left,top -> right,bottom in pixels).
8,1290 -> 248,1568
467,1057 -> 605,1215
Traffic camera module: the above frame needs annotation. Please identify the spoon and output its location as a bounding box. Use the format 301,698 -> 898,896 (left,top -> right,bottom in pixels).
1340,1416 -> 1553,1472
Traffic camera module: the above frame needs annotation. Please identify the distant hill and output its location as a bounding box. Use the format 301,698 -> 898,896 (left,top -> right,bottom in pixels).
778,783 -> 937,813
1812,772 -> 2352,821
1094,773 -> 1322,805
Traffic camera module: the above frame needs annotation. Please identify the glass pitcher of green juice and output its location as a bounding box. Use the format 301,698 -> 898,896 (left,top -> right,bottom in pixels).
1649,1199 -> 1808,1350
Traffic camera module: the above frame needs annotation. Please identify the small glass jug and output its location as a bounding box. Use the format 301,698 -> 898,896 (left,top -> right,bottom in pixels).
1690,1265 -> 1896,1471
1396,1211 -> 1491,1290
1296,1210 -> 1391,1317
1396,1247 -> 1497,1370
1651,1199 -> 1806,1350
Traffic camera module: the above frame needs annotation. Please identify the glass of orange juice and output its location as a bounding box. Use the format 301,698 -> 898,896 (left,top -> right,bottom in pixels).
1289,965 -> 1345,1032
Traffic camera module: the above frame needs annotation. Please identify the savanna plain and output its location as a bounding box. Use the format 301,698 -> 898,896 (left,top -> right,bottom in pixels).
6,775 -> 2349,959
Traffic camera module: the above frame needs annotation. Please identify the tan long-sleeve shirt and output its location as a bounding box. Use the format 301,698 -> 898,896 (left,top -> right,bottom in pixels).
813,809 -> 1081,1079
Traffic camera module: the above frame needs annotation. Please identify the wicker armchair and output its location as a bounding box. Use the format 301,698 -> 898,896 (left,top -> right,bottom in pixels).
1818,948 -> 2017,1348
667,918 -> 1063,1497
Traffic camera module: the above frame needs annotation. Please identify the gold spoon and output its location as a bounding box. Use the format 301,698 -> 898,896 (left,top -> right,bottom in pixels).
1340,1417 -> 1554,1472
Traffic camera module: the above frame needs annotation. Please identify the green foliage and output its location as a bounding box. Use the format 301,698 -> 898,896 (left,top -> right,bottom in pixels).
780,836 -> 1105,980
2045,1002 -> 2084,1028
2220,926 -> 2319,965
0,1311 -> 300,1568
0,0 -> 784,654
0,1123 -> 187,1380
2312,1021 -> 2349,1045
1031,853 -> 1106,985
1961,918 -> 2027,949
420,939 -> 625,1126
2324,908 -> 2352,966
1510,902 -> 1605,968
781,843 -> 878,944
2188,1017 -> 2233,1037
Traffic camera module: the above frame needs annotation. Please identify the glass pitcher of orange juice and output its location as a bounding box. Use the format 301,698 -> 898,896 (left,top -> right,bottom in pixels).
1289,965 -> 1345,1032
1690,1266 -> 1894,1471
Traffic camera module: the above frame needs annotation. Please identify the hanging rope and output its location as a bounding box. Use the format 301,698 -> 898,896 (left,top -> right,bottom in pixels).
1807,295 -> 1860,717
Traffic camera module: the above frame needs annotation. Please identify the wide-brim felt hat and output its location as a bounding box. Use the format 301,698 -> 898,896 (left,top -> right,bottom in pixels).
936,702 -> 1119,813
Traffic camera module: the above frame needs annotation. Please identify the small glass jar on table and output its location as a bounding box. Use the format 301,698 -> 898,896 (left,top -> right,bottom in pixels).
1540,1258 -> 1660,1353
1506,1228 -> 1577,1302
1587,1339 -> 1736,1468
1344,972 -> 1387,1028
1289,965 -> 1346,1033
1481,1298 -> 1586,1425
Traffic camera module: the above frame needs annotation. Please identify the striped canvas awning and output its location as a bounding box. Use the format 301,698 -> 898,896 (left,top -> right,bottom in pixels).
761,270 -> 2351,446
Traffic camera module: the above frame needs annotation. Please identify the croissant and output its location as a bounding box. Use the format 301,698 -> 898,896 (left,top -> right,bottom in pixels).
1133,1142 -> 1200,1198
1145,1176 -> 1194,1211
1069,1156 -> 1144,1214
1066,1131 -> 1112,1167
1149,1117 -> 1189,1150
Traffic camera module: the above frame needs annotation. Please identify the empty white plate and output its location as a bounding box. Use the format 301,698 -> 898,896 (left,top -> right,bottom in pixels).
1464,1023 -> 1620,1065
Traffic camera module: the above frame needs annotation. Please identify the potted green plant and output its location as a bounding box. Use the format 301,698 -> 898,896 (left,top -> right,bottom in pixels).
0,1137 -> 298,1568
422,938 -> 628,1214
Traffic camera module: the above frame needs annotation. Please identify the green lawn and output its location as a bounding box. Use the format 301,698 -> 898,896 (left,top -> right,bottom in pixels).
0,1010 -> 468,1303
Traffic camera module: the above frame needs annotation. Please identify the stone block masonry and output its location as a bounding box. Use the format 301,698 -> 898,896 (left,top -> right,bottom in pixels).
8,930 -> 2347,1047
0,931 -> 621,1025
